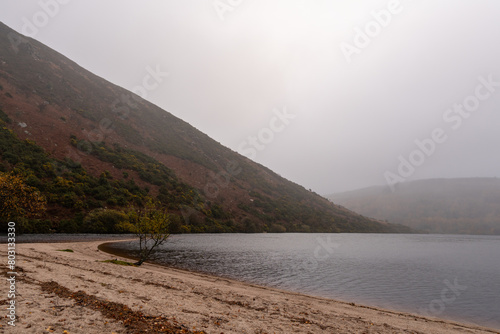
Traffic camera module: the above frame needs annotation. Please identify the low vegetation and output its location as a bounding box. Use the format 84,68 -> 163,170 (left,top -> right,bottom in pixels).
101,259 -> 136,266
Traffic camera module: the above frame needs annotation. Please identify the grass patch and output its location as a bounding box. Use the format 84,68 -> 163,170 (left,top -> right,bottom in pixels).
101,259 -> 136,266
57,249 -> 74,252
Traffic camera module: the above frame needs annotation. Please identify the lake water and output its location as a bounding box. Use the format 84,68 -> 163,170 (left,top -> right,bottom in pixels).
104,233 -> 500,330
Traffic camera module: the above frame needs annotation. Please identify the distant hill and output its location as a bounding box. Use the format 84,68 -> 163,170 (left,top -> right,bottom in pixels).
328,178 -> 500,235
0,22 -> 411,234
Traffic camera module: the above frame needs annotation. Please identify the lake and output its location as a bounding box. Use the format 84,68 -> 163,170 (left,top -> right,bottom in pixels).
104,233 -> 500,330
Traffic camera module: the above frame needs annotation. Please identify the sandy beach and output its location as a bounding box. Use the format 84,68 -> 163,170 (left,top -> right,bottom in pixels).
1,239 -> 498,334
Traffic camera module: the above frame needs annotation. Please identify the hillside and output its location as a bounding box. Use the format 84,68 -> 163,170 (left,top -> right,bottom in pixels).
328,178 -> 500,235
0,21 -> 411,234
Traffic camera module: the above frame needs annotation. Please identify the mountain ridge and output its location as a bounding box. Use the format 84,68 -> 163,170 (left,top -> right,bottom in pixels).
0,21 -> 411,234
328,178 -> 500,235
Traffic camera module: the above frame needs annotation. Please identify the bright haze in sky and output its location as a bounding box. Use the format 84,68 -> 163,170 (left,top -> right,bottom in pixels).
1,0 -> 499,194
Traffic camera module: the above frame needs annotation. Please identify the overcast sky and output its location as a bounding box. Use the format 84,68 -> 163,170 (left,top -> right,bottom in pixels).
1,0 -> 499,194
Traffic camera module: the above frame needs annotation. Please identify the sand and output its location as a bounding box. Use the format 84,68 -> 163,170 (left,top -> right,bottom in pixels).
1,239 -> 498,334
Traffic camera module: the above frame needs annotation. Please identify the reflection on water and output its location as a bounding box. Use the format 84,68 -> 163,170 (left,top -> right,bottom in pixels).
105,233 -> 500,330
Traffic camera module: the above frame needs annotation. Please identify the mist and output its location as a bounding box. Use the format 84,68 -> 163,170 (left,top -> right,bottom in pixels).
2,0 -> 499,194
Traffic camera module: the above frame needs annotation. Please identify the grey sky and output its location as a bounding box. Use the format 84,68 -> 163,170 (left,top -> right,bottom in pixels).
1,0 -> 499,194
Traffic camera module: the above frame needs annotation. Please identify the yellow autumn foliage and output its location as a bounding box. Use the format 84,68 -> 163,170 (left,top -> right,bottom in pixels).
0,172 -> 47,220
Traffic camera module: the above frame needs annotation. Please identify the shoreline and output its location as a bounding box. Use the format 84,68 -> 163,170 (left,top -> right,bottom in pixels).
1,239 -> 498,333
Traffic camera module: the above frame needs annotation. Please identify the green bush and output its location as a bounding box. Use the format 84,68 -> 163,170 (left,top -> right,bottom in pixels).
82,208 -> 128,233
18,218 -> 53,234
269,224 -> 287,233
57,219 -> 80,233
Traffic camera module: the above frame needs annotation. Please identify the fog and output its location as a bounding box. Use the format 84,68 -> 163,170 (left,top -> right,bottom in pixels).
1,0 -> 499,194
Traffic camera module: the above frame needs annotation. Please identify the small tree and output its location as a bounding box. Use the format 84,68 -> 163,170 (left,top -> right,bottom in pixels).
122,199 -> 171,266
0,172 -> 46,221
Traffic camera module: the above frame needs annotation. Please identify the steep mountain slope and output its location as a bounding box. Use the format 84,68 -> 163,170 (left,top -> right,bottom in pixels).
328,178 -> 500,235
0,22 -> 411,233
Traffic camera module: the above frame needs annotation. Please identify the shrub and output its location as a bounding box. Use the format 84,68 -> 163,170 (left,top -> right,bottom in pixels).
82,208 -> 128,233
57,219 -> 80,233
269,224 -> 287,233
